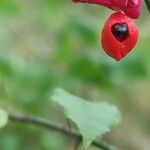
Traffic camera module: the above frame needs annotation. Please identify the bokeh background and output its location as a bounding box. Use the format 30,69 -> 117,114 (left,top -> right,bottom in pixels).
0,0 -> 150,150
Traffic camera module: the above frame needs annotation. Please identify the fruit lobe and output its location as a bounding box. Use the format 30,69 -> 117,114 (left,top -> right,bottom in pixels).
101,12 -> 138,61
72,0 -> 142,19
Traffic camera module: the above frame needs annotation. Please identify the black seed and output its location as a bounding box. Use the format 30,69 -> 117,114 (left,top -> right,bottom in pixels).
111,22 -> 129,42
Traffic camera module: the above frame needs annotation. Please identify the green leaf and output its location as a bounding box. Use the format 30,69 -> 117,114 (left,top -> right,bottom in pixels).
0,109 -> 8,128
51,88 -> 121,147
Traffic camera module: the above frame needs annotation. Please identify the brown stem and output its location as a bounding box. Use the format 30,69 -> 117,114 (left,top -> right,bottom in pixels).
9,113 -> 115,150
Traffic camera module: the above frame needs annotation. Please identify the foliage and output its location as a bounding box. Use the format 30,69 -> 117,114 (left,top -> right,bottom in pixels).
52,88 -> 121,147
0,109 -> 8,128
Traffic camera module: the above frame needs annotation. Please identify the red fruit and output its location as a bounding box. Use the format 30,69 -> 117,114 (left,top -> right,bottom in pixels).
101,12 -> 138,61
72,0 -> 142,19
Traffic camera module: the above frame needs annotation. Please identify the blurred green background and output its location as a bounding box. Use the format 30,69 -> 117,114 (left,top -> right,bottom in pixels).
0,0 -> 150,150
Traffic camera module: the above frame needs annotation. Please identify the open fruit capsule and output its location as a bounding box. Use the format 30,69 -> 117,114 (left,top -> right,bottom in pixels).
101,12 -> 138,61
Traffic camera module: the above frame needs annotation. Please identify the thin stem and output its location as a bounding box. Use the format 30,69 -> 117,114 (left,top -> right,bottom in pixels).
145,0 -> 150,13
9,113 -> 114,150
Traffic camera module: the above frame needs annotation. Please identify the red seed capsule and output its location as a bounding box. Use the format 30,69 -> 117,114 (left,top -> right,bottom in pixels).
101,12 -> 138,61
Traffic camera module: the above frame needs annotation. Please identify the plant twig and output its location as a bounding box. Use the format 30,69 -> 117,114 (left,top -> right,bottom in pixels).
145,0 -> 150,13
9,113 -> 114,150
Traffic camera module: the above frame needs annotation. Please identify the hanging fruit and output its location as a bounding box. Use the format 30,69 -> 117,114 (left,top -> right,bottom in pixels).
101,12 -> 138,61
72,0 -> 141,61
